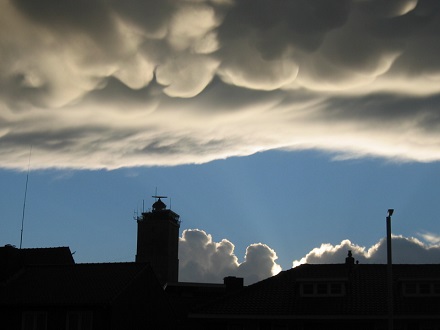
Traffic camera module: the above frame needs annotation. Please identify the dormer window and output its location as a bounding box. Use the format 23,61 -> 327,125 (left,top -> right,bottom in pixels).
300,281 -> 345,296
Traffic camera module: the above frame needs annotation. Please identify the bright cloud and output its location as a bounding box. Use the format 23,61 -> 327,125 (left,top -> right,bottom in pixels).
179,229 -> 440,284
2,0 -> 440,169
417,231 -> 440,245
179,229 -> 281,285
293,235 -> 440,267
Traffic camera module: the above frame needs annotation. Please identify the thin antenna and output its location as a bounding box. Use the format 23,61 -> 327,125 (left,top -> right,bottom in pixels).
133,209 -> 137,221
19,146 -> 32,249
170,197 -> 172,210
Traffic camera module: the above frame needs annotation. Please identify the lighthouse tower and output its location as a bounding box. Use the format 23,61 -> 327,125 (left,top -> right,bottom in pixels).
135,196 -> 180,285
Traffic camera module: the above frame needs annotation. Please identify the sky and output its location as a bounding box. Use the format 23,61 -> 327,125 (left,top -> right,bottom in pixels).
1,0 -> 440,284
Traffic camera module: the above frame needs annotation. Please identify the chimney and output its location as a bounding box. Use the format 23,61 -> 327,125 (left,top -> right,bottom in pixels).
224,276 -> 244,292
345,250 -> 355,265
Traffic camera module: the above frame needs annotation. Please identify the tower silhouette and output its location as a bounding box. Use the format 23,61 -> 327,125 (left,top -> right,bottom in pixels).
135,196 -> 180,284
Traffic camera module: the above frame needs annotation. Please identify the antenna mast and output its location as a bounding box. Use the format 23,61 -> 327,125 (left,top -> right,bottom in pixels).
19,146 -> 32,249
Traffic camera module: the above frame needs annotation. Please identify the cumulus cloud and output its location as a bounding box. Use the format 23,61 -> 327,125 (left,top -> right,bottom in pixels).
2,0 -> 440,169
417,231 -> 440,245
179,229 -> 281,285
293,235 -> 440,267
179,229 -> 440,284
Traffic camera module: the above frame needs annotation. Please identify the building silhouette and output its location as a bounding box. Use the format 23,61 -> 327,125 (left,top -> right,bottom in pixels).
135,196 -> 180,285
0,249 -> 176,330
187,254 -> 440,329
2,197 -> 440,329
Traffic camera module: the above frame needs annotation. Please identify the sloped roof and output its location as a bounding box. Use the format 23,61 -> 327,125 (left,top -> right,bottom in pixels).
0,245 -> 74,266
191,263 -> 440,318
0,262 -> 163,306
17,246 -> 75,265
0,245 -> 75,282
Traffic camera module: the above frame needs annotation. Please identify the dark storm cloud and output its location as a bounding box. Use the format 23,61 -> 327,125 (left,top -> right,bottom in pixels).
318,94 -> 440,130
218,0 -> 351,58
109,0 -> 175,34
13,0 -> 115,34
2,0 -> 440,169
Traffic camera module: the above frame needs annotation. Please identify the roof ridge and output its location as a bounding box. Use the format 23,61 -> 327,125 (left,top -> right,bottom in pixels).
21,262 -> 146,269
75,261 -> 141,265
19,246 -> 71,250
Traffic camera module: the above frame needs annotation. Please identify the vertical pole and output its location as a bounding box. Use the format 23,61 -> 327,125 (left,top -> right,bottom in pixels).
19,146 -> 32,249
386,213 -> 392,266
19,170 -> 29,249
386,210 -> 394,330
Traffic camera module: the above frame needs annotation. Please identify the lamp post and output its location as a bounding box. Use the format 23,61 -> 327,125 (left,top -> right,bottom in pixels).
386,209 -> 394,266
386,209 -> 394,330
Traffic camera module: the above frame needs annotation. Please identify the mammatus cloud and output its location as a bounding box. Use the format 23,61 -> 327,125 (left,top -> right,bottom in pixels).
179,229 -> 440,284
2,0 -> 440,169
179,229 -> 281,285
